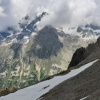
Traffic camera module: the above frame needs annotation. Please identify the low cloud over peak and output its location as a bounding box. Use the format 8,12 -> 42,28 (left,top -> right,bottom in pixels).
0,0 -> 100,31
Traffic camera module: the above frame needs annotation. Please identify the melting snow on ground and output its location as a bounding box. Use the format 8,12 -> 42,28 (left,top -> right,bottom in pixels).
0,60 -> 98,100
80,96 -> 88,100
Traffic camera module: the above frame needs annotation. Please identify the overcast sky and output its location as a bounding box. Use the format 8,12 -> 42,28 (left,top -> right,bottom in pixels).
0,0 -> 100,31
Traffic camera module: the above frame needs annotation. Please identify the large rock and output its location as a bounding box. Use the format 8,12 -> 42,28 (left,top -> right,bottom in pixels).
69,47 -> 86,67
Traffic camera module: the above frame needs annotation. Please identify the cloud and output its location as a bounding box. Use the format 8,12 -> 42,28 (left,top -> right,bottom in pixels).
0,0 -> 100,31
0,0 -> 33,31
0,7 -> 6,17
40,0 -> 97,28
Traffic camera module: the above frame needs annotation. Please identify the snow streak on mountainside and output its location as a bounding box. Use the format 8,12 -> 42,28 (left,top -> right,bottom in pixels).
0,60 -> 98,100
63,24 -> 100,40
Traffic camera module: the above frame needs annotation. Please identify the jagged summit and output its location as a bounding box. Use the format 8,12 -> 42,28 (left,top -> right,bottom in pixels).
0,12 -> 48,44
85,24 -> 100,30
64,24 -> 100,40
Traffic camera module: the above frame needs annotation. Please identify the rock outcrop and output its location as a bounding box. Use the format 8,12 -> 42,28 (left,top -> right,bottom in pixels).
69,37 -> 100,68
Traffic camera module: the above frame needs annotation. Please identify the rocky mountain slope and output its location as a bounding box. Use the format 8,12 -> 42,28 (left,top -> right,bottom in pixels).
69,36 -> 100,68
39,36 -> 100,100
0,60 -> 97,100
0,11 -> 100,90
1,36 -> 100,99
40,59 -> 100,100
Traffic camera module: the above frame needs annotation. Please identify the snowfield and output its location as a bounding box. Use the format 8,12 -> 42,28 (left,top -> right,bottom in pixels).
0,60 -> 98,100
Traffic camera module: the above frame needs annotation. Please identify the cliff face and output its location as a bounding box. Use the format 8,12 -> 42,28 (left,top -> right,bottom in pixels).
69,47 -> 86,67
69,37 -> 100,68
28,26 -> 63,59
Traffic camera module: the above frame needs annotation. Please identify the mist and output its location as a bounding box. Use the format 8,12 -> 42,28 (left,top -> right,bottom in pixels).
0,0 -> 100,31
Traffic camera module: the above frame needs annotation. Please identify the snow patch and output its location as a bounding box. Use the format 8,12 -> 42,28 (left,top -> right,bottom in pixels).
80,96 -> 88,100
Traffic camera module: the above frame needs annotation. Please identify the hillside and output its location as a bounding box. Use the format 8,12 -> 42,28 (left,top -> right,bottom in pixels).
39,36 -> 100,100
0,60 -> 97,100
69,36 -> 100,68
40,59 -> 100,100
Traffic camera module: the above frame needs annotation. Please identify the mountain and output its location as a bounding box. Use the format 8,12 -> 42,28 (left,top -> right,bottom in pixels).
40,60 -> 100,100
0,24 -> 88,90
0,12 -> 48,44
1,39 -> 100,100
27,26 -> 63,59
1,36 -> 100,100
65,24 -> 100,40
0,11 -> 100,92
38,36 -> 100,100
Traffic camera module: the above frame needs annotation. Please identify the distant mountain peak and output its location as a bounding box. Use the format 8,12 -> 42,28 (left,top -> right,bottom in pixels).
28,25 -> 63,59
